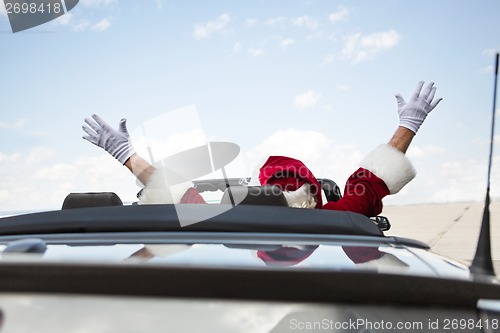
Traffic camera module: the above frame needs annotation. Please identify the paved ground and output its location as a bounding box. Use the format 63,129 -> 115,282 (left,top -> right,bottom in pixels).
382,201 -> 500,277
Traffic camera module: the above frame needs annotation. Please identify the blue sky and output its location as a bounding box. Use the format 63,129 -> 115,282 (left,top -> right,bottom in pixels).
1,0 -> 500,211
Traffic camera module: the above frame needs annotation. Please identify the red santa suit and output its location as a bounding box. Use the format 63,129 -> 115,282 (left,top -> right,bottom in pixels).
139,144 -> 416,217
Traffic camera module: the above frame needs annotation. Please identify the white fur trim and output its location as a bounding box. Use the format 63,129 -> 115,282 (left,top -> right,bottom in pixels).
359,144 -> 416,194
138,168 -> 193,205
282,183 -> 317,208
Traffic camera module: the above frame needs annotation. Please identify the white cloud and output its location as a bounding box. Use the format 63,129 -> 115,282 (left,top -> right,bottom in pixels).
336,84 -> 350,91
280,38 -> 295,49
0,118 -> 27,130
293,90 -> 322,109
34,162 -> 79,181
407,145 -> 445,159
341,30 -> 401,64
26,147 -> 55,165
320,104 -> 333,113
153,0 -> 164,9
265,16 -> 287,28
329,6 -> 349,23
74,20 -> 91,31
481,49 -> 499,71
53,12 -> 73,26
428,158 -> 489,203
245,128 -> 331,167
231,42 -> 242,55
4,140 -> 497,212
479,65 -> 495,74
0,148 -> 138,211
193,13 -> 230,40
0,151 -> 21,164
306,31 -> 323,41
383,150 -> 500,205
291,15 -> 319,30
482,48 -> 498,57
80,0 -> 116,6
321,53 -> 336,66
475,134 -> 500,147
91,18 -> 111,31
132,128 -> 207,163
245,18 -> 258,28
73,18 -> 110,32
248,48 -> 266,57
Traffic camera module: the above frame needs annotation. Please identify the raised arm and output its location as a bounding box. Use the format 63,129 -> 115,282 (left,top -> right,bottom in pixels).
82,115 -> 206,205
388,126 -> 415,154
124,153 -> 155,186
390,81 -> 442,153
323,81 -> 443,216
82,114 -> 155,186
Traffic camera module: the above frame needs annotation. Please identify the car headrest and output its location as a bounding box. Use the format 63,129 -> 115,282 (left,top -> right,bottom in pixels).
317,178 -> 342,202
62,192 -> 123,210
220,186 -> 289,207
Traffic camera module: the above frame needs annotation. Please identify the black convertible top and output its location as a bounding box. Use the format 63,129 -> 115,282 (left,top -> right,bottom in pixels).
0,204 -> 383,237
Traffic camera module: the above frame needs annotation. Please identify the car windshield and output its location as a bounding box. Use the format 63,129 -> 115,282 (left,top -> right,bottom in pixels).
0,1 -> 499,214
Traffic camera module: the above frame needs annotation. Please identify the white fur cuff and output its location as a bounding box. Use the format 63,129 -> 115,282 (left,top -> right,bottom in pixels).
138,168 -> 193,205
359,144 -> 416,194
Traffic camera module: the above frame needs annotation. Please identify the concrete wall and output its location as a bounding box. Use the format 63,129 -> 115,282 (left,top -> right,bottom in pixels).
382,201 -> 500,276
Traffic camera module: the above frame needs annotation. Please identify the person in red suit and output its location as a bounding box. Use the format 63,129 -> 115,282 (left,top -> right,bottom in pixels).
83,81 -> 442,218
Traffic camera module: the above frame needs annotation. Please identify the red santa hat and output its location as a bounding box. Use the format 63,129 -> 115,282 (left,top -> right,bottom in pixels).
258,156 -> 323,208
257,245 -> 318,266
342,246 -> 385,264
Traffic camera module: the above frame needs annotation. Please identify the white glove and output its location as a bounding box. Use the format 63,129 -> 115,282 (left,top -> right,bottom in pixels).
395,81 -> 442,134
82,114 -> 135,164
